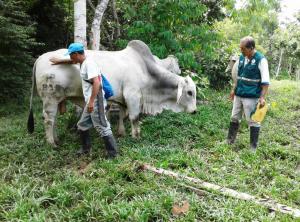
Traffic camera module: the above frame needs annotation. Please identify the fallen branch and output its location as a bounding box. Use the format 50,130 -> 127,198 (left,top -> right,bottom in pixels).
141,164 -> 300,218
180,183 -> 208,197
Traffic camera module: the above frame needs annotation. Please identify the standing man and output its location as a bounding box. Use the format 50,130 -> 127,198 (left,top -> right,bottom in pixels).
227,36 -> 270,151
51,43 -> 118,158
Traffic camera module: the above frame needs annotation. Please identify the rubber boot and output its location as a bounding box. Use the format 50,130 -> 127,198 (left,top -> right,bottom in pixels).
102,135 -> 118,159
250,126 -> 260,151
77,130 -> 91,155
227,121 -> 239,145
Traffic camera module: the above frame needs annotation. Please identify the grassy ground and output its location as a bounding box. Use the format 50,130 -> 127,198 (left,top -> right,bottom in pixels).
0,80 -> 299,221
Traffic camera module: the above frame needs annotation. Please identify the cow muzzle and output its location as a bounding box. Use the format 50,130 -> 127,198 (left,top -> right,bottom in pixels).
186,107 -> 197,114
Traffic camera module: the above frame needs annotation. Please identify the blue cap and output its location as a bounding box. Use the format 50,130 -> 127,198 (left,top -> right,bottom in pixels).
65,43 -> 84,55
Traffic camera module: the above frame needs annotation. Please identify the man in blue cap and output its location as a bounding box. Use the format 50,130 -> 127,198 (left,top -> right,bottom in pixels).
50,43 -> 118,158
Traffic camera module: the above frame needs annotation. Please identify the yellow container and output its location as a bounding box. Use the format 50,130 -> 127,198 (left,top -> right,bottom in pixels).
251,102 -> 268,123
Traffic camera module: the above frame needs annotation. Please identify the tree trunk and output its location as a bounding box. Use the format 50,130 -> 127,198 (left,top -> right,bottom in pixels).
111,0 -> 120,39
296,65 -> 300,81
87,0 -> 96,10
275,48 -> 284,78
89,0 -> 110,50
288,60 -> 292,78
103,25 -> 113,48
73,0 -> 87,117
74,0 -> 87,48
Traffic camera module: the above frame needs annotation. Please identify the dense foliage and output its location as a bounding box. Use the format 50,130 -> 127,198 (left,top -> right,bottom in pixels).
0,0 -> 299,102
28,0 -> 72,56
114,0 -> 232,89
270,15 -> 300,80
0,0 -> 38,103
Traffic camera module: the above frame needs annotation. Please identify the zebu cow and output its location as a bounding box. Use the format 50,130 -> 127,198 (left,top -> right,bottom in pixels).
114,54 -> 182,136
225,55 -> 239,86
154,55 -> 181,75
28,40 -> 197,146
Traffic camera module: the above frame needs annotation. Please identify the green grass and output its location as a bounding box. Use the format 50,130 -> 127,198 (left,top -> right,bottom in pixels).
0,80 -> 299,221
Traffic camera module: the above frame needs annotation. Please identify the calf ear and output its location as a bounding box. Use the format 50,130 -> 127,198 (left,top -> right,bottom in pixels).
177,80 -> 184,104
185,75 -> 193,83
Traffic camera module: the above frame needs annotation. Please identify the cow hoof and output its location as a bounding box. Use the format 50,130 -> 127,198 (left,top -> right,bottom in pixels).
117,131 -> 126,137
50,143 -> 58,149
48,140 -> 60,148
131,134 -> 140,139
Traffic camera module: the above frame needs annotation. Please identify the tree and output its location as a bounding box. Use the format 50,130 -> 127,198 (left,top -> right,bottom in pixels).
0,0 -> 38,103
28,0 -> 72,56
74,0 -> 87,47
271,18 -> 300,79
213,0 -> 281,86
88,0 -> 110,50
116,1 -> 225,68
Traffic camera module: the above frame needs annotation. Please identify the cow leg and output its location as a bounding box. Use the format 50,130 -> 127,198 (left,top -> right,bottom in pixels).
53,121 -> 59,145
117,106 -> 126,136
43,100 -> 59,147
58,100 -> 66,114
124,89 -> 141,138
130,118 -> 140,139
74,104 -> 83,118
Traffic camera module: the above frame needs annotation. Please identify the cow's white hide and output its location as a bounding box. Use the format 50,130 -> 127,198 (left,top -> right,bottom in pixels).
28,40 -> 197,146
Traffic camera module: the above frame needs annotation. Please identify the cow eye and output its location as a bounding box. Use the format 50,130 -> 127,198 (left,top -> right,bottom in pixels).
187,91 -> 193,96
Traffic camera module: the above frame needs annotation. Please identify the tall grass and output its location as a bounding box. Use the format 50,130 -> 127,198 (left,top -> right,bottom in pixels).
0,80 -> 299,221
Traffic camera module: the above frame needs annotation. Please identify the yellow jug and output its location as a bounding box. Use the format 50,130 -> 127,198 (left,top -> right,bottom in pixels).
251,102 -> 268,123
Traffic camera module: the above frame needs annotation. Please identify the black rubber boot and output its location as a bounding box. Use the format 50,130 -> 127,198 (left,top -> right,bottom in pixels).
77,130 -> 91,156
102,135 -> 118,159
227,121 -> 239,145
250,126 -> 260,150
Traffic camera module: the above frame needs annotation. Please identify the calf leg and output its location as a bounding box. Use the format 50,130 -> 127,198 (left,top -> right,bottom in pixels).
58,100 -> 66,114
43,100 -> 59,147
117,106 -> 126,136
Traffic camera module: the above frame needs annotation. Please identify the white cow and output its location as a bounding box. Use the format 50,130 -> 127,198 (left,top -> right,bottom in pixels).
154,55 -> 181,75
27,40 -> 197,146
225,55 -> 239,86
113,54 -> 181,136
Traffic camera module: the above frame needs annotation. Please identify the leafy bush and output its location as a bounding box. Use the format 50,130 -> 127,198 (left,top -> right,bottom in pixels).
0,0 -> 38,103
115,0 -> 228,88
27,0 -> 72,56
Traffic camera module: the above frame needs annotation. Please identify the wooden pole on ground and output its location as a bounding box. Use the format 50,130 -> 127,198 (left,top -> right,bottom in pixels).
141,164 -> 300,218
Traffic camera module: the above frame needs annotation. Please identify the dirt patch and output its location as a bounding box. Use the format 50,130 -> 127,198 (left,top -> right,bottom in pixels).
76,161 -> 92,175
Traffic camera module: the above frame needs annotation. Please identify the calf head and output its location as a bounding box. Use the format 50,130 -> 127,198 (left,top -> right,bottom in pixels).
177,76 -> 197,113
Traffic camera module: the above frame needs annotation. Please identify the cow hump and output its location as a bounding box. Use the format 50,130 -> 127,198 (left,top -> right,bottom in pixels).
127,40 -> 155,63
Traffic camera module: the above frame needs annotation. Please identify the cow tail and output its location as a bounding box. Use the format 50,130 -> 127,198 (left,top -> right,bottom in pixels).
27,60 -> 37,134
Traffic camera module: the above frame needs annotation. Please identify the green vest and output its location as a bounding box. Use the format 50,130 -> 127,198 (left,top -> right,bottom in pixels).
235,52 -> 264,98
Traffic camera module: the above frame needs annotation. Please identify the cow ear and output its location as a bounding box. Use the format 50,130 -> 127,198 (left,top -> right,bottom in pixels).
185,75 -> 193,83
177,80 -> 184,104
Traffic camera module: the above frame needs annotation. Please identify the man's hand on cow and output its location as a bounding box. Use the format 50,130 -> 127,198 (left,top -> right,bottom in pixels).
229,90 -> 235,101
49,57 -> 61,65
49,57 -> 74,65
